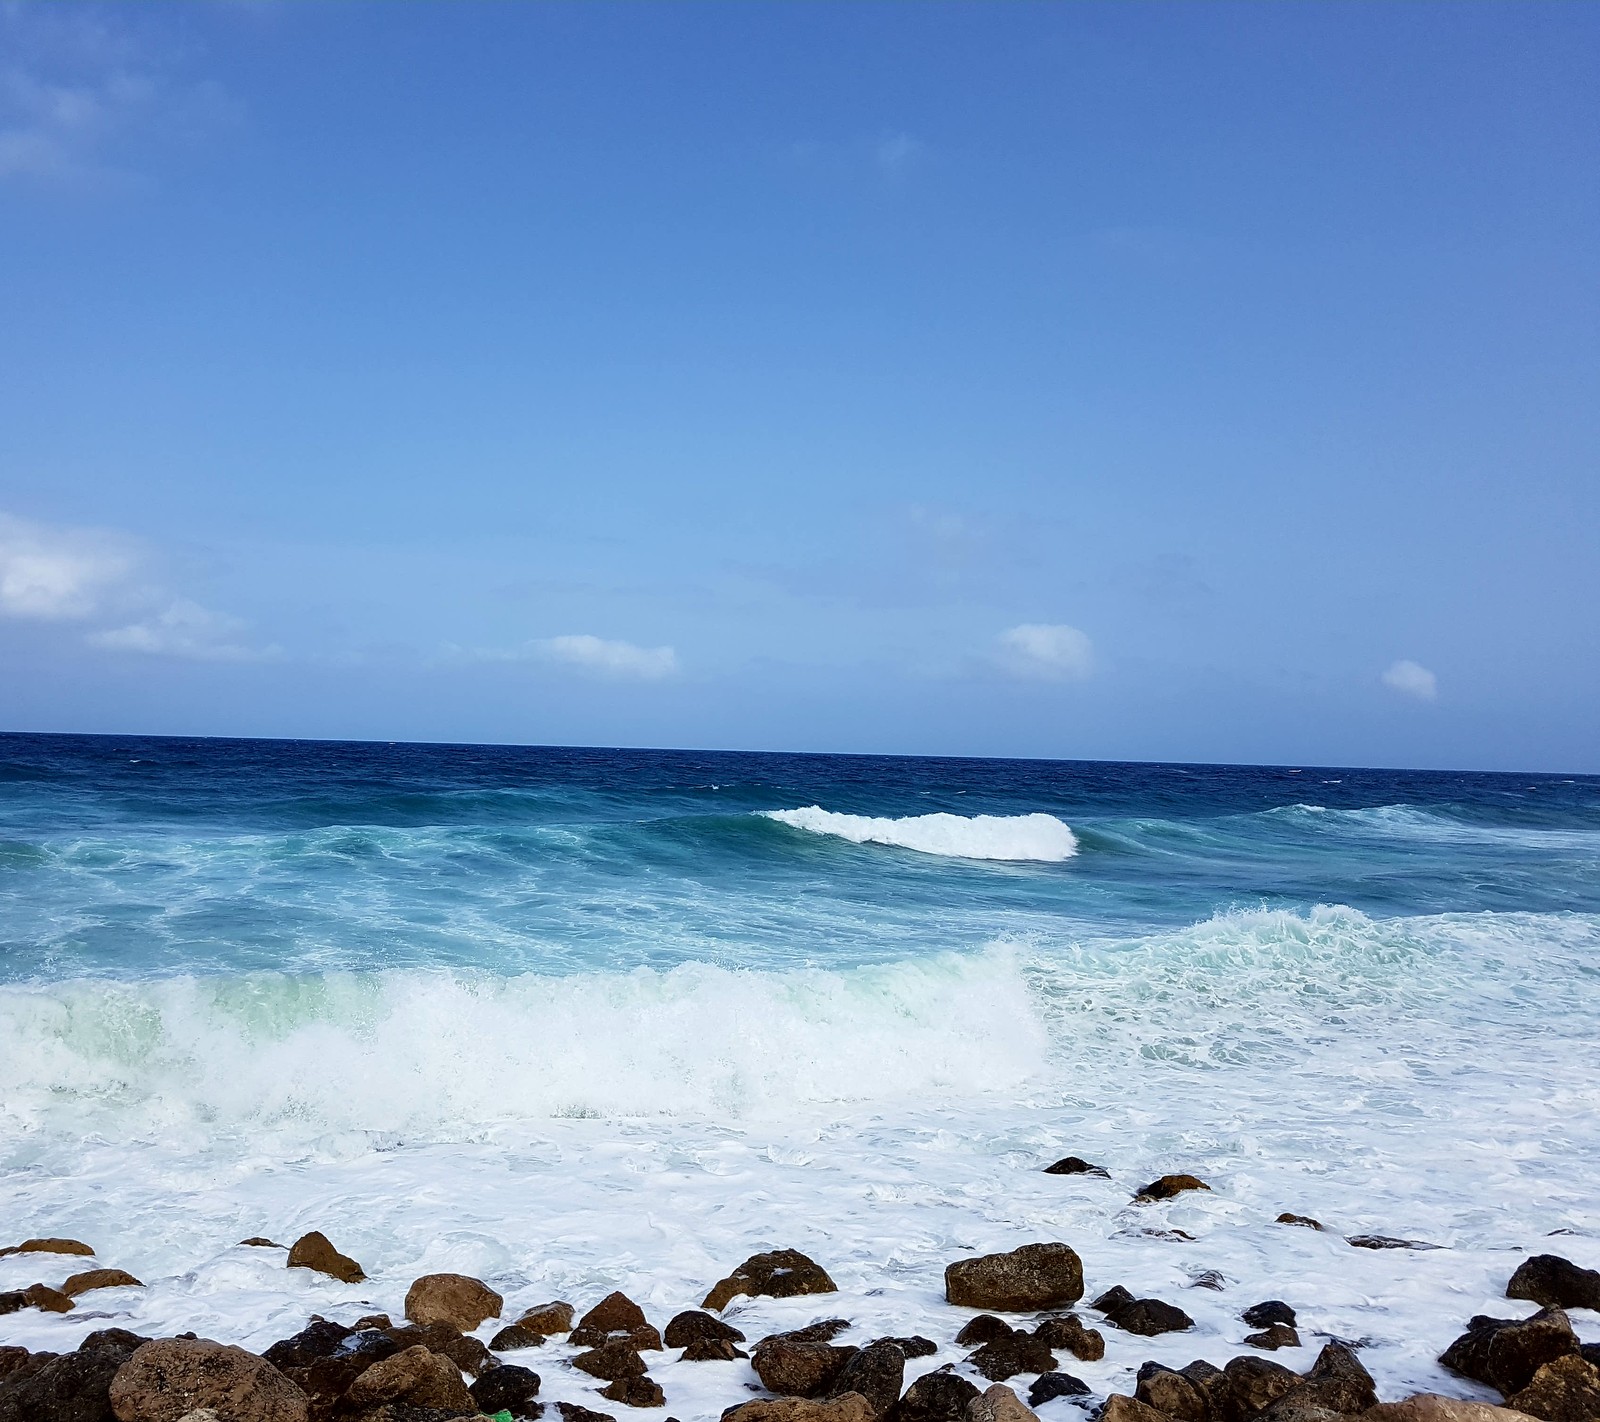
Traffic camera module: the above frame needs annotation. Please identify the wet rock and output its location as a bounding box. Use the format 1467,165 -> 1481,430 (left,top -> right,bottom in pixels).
827,1341 -> 905,1417
1179,1360 -> 1230,1421
1045,1159 -> 1110,1178
261,1321 -> 354,1371
966,1384 -> 1040,1422
1135,1176 -> 1211,1203
753,1337 -> 859,1398
1247,1325 -> 1302,1351
60,1270 -> 143,1297
469,1363 -> 541,1414
1094,1291 -> 1193,1337
771,1321 -> 854,1346
1365,1397 -> 1543,1422
385,1322 -> 493,1377
491,1325 -> 549,1352
570,1293 -> 662,1351
1029,1374 -> 1091,1407
890,1370 -> 981,1422
239,1238 -> 283,1249
705,1251 -> 840,1312
1506,1257 -> 1600,1313
22,1283 -> 74,1312
341,1345 -> 474,1413
600,1375 -> 666,1408
1033,1316 -> 1105,1362
1276,1216 -> 1324,1231
1439,1309 -> 1580,1396
0,1238 -> 94,1258
665,1311 -> 746,1348
285,1232 -> 365,1285
108,1338 -> 309,1422
1136,1364 -> 1207,1422
518,1302 -> 575,1336
1506,1355 -> 1600,1422
0,1349 -> 30,1384
957,1318 -> 1019,1349
1292,1344 -> 1376,1414
1243,1304 -> 1298,1330
683,1338 -> 748,1361
1191,1272 -> 1228,1291
556,1404 -> 615,1422
946,1244 -> 1085,1312
874,1338 -> 937,1360
0,1328 -> 145,1422
404,1274 -> 504,1332
967,1333 -> 1057,1384
1098,1398 -> 1170,1422
1223,1355 -> 1304,1416
570,1342 -> 647,1382
352,1315 -> 392,1332
1345,1237 -> 1439,1252
724,1397 -> 875,1422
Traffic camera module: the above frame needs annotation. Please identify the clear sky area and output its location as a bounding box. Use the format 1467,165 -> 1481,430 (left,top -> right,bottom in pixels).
1,1 -> 1596,770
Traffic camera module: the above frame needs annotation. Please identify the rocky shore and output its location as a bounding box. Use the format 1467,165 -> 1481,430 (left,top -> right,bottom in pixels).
2,1172 -> 1598,1422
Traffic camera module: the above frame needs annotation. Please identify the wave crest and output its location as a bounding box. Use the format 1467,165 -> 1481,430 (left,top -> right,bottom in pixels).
759,807 -> 1078,861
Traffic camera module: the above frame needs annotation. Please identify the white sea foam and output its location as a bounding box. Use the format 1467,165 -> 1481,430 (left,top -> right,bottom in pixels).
761,806 -> 1079,861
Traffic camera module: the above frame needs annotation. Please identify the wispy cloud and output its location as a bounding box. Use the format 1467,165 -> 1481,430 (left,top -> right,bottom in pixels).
875,131 -> 925,174
998,623 -> 1095,681
87,599 -> 277,662
1382,659 -> 1437,701
539,635 -> 678,679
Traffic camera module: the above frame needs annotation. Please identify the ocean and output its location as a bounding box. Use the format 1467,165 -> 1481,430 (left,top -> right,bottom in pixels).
2,733 -> 1597,1415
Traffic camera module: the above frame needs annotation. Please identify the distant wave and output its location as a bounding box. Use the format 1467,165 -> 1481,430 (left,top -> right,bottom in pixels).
759,806 -> 1079,861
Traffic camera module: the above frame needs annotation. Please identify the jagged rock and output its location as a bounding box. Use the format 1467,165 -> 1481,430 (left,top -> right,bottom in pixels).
285,1232 -> 365,1284
571,1342 -> 647,1382
341,1344 -> 474,1412
1506,1355 -> 1600,1422
1093,1289 -> 1193,1337
1045,1158 -> 1110,1178
1244,1303 -> 1298,1329
404,1274 -> 504,1332
1179,1361 -> 1230,1421
261,1321 -> 354,1370
1224,1355 -> 1304,1416
1191,1272 -> 1228,1291
1582,1346 -> 1600,1370
1135,1175 -> 1211,1203
22,1283 -> 74,1312
957,1318 -> 1019,1349
0,1329 -> 146,1422
1507,1257 -> 1600,1313
571,1293 -> 662,1351
491,1325 -> 549,1352
600,1375 -> 665,1408
967,1333 -> 1056,1383
874,1338 -> 936,1360
1029,1374 -> 1091,1407
1136,1365 -> 1207,1422
518,1302 -> 575,1335
665,1311 -> 746,1348
385,1322 -> 492,1377
0,1238 -> 94,1258
827,1341 -> 905,1417
470,1363 -> 541,1414
683,1338 -> 748,1361
966,1385 -> 1039,1422
239,1238 -> 282,1249
1440,1309 -> 1580,1396
273,1355 -> 370,1418
352,1315 -> 392,1332
1291,1344 -> 1377,1414
1033,1316 -> 1105,1361
107,1338 -> 308,1422
724,1397 -> 875,1422
60,1270 -> 143,1297
556,1404 -> 615,1422
890,1370 -> 980,1422
1248,1326 -> 1303,1351
1097,1398 -> 1170,1422
1276,1216 -> 1324,1231
705,1251 -> 839,1312
1345,1237 -> 1438,1252
0,1349 -> 31,1384
946,1244 -> 1085,1312
753,1337 -> 859,1398
765,1321 -> 853,1347
1366,1397 -> 1543,1422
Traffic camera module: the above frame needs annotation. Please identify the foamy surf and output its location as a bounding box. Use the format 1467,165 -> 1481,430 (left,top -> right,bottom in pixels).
760,806 -> 1079,861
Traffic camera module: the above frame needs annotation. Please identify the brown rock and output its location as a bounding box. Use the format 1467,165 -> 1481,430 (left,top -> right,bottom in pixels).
1440,1309 -> 1580,1396
1248,1325 -> 1303,1351
966,1384 -> 1040,1422
1293,1344 -> 1377,1415
956,1318 -> 1018,1349
1364,1400 -> 1541,1422
966,1333 -> 1056,1383
945,1244 -> 1085,1312
875,1338 -> 936,1360
826,1340 -> 905,1417
107,1338 -> 308,1422
490,1323 -> 548,1351
0,1347 -> 32,1383
518,1301 -> 575,1335
341,1344 -> 475,1412
753,1337 -> 859,1398
558,1404 -> 617,1422
239,1238 -> 283,1249
1136,1365 -> 1206,1422
1345,1237 -> 1440,1251
1224,1355 -> 1304,1416
1098,1398 -> 1172,1422
1045,1158 -> 1110,1178
890,1370 -> 981,1422
571,1292 -> 662,1351
764,1321 -> 853,1347
665,1310 -> 746,1349
60,1270 -> 143,1298
1135,1175 -> 1211,1202
684,1337 -> 748,1361
571,1341 -> 647,1382
19,1283 -> 74,1313
403,1273 -> 503,1332
0,1329 -> 147,1422
1277,1216 -> 1324,1231
285,1232 -> 364,1284
1507,1258 -> 1600,1313
352,1314 -> 392,1331
0,1238 -> 94,1258
385,1321 -> 493,1377
601,1375 -> 666,1408
1506,1355 -> 1600,1422
725,1397 -> 875,1422
705,1250 -> 839,1312
1033,1316 -> 1105,1362
1180,1360 -> 1232,1422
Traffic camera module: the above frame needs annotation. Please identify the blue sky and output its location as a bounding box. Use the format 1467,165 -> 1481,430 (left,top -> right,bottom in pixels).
1,1 -> 1596,769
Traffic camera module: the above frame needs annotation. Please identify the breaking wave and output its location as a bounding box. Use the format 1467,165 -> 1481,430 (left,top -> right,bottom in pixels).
759,806 -> 1079,861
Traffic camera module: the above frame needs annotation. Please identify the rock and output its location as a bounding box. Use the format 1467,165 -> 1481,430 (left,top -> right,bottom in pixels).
684,1338 -> 749,1361
827,1341 -> 905,1417
1033,1316 -> 1105,1362
1098,1398 -> 1171,1422
571,1342 -> 647,1382
753,1337 -> 859,1398
571,1293 -> 662,1351
470,1362 -> 541,1415
1029,1374 -> 1091,1407
600,1373 -> 665,1408
1248,1326 -> 1302,1351
1135,1176 -> 1211,1203
0,1329 -> 146,1422
0,1238 -> 94,1258
1365,1397 -> 1542,1422
23,1283 -> 75,1312
1093,1287 -> 1136,1312
891,1370 -> 981,1422
107,1338 -> 308,1422
957,1319 -> 1019,1349
1345,1237 -> 1439,1252
1506,1355 -> 1600,1422
874,1338 -> 936,1360
1191,1272 -> 1228,1291
1136,1365 -> 1207,1422
404,1273 -> 504,1332
352,1315 -> 392,1332
725,1397 -> 875,1422
1180,1361 -> 1231,1421
966,1384 -> 1040,1422
0,1349 -> 30,1384
518,1302 -> 575,1335
766,1321 -> 854,1347
1045,1159 -> 1110,1178
1294,1344 -> 1377,1414
1244,1303 -> 1298,1330
1507,1257 -> 1600,1313
557,1404 -> 615,1422
271,1354 -> 370,1418
60,1270 -> 143,1298
491,1324 -> 549,1352
946,1244 -> 1085,1312
1223,1355 -> 1304,1416
341,1344 -> 475,1412
1096,1292 -> 1194,1337
285,1232 -> 365,1284
385,1321 -> 493,1378
1276,1216 -> 1324,1231
705,1251 -> 840,1312
260,1320 -> 354,1370
1440,1309 -> 1581,1396
238,1238 -> 282,1249
665,1311 -> 747,1348
966,1333 -> 1057,1383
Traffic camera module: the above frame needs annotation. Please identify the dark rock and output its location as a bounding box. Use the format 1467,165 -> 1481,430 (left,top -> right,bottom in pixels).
1276,1216 -> 1324,1231
557,1404 -> 616,1422
752,1337 -> 858,1398
1031,1373 -> 1092,1407
341,1329 -> 401,1361
492,1325 -> 549,1352
1296,1343 -> 1377,1413
0,1328 -> 144,1422
275,1354 -> 369,1418
571,1292 -> 662,1351
762,1321 -> 854,1347
1581,1344 -> 1600,1369
1179,1360 -> 1230,1421
1136,1364 -> 1207,1422
970,1385 -> 1043,1422
945,1243 -> 1085,1312
600,1375 -> 666,1408
704,1250 -> 839,1312
1191,1271 -> 1228,1291
59,1269 -> 142,1297
872,1337 -> 936,1360
571,1342 -> 647,1382
683,1338 -> 748,1361
1507,1354 -> 1600,1422
666,1310 -> 747,1348
352,1314 -> 393,1332
405,1273 -> 503,1332
724,1400 -> 877,1422
1097,1293 -> 1194,1337
826,1340 -> 905,1417
0,1295 -> 26,1318
956,1317 -> 1019,1348
1243,1303 -> 1297,1330
888,1368 -> 980,1422
0,1238 -> 94,1258
1135,1175 -> 1211,1202
386,1322 -> 493,1377
967,1332 -> 1057,1383
1507,1256 -> 1600,1313
263,1320 -> 355,1370
287,1230 -> 366,1283
107,1337 -> 311,1422
1439,1308 -> 1580,1395
1034,1316 -> 1105,1362
1223,1355 -> 1304,1417
0,1350 -> 29,1384
1045,1158 -> 1110,1178
1092,1287 -> 1135,1313
1246,1325 -> 1302,1351
472,1363 -> 542,1413
241,1236 -> 284,1248
1345,1236 -> 1439,1251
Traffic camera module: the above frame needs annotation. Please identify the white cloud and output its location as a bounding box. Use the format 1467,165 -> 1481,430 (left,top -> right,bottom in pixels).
998,623 -> 1094,681
1382,659 -> 1438,701
0,511 -> 138,619
87,599 -> 276,662
539,634 -> 679,680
